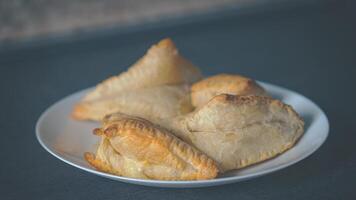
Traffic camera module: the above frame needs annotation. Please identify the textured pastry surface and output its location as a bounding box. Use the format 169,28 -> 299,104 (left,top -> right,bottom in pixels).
76,38 -> 305,179
72,85 -> 193,123
191,74 -> 267,107
82,38 -> 202,102
85,113 -> 219,180
165,94 -> 304,172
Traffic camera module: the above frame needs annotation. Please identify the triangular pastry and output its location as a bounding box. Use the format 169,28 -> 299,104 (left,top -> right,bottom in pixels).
85,113 -> 219,180
82,38 -> 202,102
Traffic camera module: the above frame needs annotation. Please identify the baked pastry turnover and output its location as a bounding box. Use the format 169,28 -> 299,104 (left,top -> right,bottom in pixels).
191,74 -> 267,107
85,113 -> 219,180
72,38 -> 202,121
82,38 -> 202,102
73,38 -> 305,180
165,94 -> 304,172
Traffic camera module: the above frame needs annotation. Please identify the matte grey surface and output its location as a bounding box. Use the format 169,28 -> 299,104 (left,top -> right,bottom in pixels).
1,1 -> 356,199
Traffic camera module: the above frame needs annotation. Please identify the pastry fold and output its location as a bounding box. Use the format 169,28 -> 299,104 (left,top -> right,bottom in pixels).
165,94 -> 304,172
85,113 -> 219,180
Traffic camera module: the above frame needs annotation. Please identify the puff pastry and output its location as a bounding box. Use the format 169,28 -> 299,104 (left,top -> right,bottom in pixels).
191,74 -> 266,107
165,94 -> 304,172
85,113 -> 219,180
72,85 -> 193,123
82,38 -> 202,102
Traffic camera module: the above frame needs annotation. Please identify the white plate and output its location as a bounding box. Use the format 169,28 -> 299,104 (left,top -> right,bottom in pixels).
36,82 -> 329,188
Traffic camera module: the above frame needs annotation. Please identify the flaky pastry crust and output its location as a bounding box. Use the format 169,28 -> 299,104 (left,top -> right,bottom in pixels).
85,113 -> 218,180
72,85 -> 193,123
82,38 -> 202,102
191,74 -> 267,107
165,94 -> 304,172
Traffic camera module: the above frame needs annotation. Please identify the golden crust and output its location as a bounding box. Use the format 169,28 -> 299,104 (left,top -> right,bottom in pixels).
74,37 -> 305,178
191,74 -> 267,107
84,152 -> 115,174
85,113 -> 218,180
211,94 -> 303,121
72,85 -> 193,122
81,38 -> 202,102
166,94 -> 304,172
72,38 -> 201,122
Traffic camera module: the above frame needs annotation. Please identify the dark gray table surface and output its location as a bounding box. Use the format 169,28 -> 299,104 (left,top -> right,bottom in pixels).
1,1 -> 356,199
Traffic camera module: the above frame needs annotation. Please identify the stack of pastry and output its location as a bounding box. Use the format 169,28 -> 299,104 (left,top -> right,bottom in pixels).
72,38 -> 304,180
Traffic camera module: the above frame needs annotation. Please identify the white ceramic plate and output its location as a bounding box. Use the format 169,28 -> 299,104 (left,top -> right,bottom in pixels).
36,82 -> 329,188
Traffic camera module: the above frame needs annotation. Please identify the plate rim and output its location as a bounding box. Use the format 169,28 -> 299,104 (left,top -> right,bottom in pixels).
35,81 -> 329,187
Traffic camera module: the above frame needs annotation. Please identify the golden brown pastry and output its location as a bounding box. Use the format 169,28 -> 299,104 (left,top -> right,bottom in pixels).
82,38 -> 202,102
75,38 -> 304,179
191,74 -> 267,107
85,113 -> 219,180
72,85 -> 193,123
165,94 -> 304,172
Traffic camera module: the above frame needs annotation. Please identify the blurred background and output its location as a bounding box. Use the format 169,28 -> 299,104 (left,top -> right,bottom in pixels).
0,0 -> 329,48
